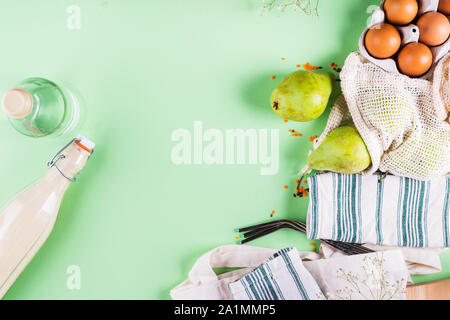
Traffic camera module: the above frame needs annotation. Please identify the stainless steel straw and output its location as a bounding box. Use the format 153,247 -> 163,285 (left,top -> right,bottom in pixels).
237,219 -> 374,255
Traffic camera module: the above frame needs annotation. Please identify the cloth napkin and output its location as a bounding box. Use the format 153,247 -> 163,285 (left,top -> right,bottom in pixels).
228,248 -> 324,300
307,173 -> 449,248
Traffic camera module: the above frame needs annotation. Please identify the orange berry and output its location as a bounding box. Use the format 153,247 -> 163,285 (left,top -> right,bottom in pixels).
313,248 -> 317,252
284,185 -> 288,189
270,75 -> 275,80
272,210 -> 275,214
281,57 -> 285,61
284,119 -> 288,123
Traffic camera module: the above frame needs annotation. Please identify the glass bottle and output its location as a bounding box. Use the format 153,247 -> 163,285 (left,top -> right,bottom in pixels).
1,77 -> 81,137
0,136 -> 94,298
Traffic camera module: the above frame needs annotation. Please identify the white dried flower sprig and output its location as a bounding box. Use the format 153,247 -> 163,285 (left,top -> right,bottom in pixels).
326,253 -> 407,300
260,0 -> 320,16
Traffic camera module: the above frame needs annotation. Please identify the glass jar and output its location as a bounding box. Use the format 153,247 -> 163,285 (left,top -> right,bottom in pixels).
1,77 -> 81,137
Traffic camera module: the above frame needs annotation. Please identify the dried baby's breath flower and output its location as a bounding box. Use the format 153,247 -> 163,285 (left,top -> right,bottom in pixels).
260,0 -> 320,16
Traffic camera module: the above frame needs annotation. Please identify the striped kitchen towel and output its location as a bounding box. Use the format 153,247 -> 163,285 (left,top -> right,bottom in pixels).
307,173 -> 450,248
228,248 -> 324,300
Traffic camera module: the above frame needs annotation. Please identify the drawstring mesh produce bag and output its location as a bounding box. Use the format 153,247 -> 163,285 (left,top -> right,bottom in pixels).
314,52 -> 450,180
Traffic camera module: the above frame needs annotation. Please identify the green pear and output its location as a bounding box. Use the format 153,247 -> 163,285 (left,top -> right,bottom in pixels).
307,126 -> 371,174
270,70 -> 334,122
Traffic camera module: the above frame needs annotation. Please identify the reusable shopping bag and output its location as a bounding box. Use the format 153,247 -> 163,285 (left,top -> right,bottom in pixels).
313,52 -> 450,180
170,245 -> 319,300
170,244 -> 442,300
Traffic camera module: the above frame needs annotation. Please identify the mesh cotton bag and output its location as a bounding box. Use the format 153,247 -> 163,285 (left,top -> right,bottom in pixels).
315,52 -> 450,180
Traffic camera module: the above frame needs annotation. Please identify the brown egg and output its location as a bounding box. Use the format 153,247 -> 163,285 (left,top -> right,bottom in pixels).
384,0 -> 418,25
397,42 -> 433,77
417,12 -> 450,46
365,23 -> 402,59
438,0 -> 450,15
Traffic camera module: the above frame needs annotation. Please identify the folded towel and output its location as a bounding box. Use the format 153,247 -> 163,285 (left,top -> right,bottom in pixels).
228,248 -> 324,300
307,173 -> 450,248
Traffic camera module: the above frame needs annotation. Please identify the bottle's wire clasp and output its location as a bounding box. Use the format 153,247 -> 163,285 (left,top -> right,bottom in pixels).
46,138 -> 80,182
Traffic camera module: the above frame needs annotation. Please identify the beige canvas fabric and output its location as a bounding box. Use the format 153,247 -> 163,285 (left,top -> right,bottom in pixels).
314,52 -> 450,180
170,244 -> 441,300
304,250 -> 409,300
320,244 -> 444,277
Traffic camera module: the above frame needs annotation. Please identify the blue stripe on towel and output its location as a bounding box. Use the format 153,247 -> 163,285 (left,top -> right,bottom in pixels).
259,266 -> 278,300
309,175 -> 319,239
416,181 -> 425,247
401,178 -> 410,246
254,268 -> 270,299
335,174 -> 343,241
375,173 -> 384,244
332,174 -> 361,243
397,177 -> 404,246
279,248 -> 309,300
265,264 -> 284,300
340,174 -> 345,242
424,181 -> 430,247
397,178 -> 430,247
347,175 -> 352,243
332,173 -> 337,240
241,275 -> 258,300
409,179 -> 416,247
357,174 -> 363,243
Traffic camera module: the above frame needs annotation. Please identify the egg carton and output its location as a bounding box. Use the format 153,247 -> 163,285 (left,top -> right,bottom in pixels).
359,0 -> 450,79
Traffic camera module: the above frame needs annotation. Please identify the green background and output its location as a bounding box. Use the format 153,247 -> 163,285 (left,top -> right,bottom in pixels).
0,0 -> 448,299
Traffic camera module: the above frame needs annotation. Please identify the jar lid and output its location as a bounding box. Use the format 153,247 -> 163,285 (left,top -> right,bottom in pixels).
2,88 -> 33,119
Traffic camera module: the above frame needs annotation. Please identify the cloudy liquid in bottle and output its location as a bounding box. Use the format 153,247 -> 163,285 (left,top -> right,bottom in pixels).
0,136 -> 94,298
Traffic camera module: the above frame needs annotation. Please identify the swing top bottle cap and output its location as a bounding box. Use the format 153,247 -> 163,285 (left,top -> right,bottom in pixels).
2,88 -> 33,119
76,135 -> 95,152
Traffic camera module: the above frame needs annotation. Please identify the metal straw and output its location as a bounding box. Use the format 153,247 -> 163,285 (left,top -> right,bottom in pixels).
237,219 -> 374,255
